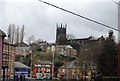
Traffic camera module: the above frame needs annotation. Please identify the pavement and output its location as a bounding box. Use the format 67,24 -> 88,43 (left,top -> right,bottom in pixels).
7,77 -> 120,81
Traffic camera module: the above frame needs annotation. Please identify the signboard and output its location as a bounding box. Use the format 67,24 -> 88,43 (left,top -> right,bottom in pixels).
15,71 -> 28,75
41,68 -> 46,72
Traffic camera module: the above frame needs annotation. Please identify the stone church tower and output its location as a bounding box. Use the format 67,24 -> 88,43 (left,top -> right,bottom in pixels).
56,23 -> 67,45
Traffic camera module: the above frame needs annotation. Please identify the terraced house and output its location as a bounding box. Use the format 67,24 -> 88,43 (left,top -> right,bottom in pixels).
58,60 -> 83,80
0,29 -> 6,81
0,29 -> 16,80
3,39 -> 16,80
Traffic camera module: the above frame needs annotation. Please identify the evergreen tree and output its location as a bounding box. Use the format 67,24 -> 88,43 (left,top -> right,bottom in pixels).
99,30 -> 118,76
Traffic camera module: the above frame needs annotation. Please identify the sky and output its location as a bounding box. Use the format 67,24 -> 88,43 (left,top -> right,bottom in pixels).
0,0 -> 119,42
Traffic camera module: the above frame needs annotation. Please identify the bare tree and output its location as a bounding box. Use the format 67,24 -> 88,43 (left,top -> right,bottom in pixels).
7,24 -> 15,43
16,26 -> 20,44
7,24 -> 26,44
20,25 -> 25,43
66,34 -> 76,40
7,24 -> 12,42
11,24 -> 15,43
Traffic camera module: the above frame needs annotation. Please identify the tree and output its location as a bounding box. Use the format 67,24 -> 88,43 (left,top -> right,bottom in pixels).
99,30 -> 118,76
23,54 -> 31,66
66,34 -> 76,40
15,55 -> 23,61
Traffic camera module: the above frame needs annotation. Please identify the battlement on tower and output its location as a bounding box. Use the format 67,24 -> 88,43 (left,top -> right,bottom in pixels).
56,23 -> 67,28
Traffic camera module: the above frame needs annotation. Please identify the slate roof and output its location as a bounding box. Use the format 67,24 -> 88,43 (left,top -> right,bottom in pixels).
16,42 -> 29,47
4,39 -> 9,44
39,61 -> 52,64
0,29 -> 6,37
68,36 -> 92,41
15,62 -> 30,69
65,45 -> 73,49
60,60 -> 77,69
4,39 -> 15,45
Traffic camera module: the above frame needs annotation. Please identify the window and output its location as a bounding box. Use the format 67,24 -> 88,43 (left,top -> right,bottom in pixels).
46,68 -> 50,72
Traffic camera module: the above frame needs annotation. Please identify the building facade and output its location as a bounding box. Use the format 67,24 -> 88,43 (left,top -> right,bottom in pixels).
14,62 -> 30,80
118,1 -> 120,42
32,61 -> 53,79
118,1 -> 120,77
56,45 -> 77,58
2,39 -> 16,80
29,41 -> 48,52
16,42 -> 30,56
55,24 -> 95,54
58,60 -> 82,80
0,29 -> 6,81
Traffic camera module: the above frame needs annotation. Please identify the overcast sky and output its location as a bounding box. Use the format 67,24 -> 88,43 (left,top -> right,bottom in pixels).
0,0 -> 119,42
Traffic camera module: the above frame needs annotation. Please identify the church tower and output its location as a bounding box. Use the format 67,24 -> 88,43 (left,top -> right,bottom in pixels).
56,23 -> 67,45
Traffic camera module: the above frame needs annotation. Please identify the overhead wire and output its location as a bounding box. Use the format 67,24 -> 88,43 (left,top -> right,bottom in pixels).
111,0 -> 120,6
38,0 -> 120,32
111,0 -> 120,36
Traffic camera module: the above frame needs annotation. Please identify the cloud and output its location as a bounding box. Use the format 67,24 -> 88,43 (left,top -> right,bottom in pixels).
0,0 -> 118,42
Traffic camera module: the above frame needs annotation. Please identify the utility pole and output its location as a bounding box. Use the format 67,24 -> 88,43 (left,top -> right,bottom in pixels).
30,50 -> 33,78
51,45 -> 55,79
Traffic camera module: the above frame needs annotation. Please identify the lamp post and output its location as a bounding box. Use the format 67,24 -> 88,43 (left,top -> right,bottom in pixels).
90,53 -> 95,81
84,49 -> 88,80
82,60 -> 85,80
30,50 -> 32,78
51,45 -> 55,79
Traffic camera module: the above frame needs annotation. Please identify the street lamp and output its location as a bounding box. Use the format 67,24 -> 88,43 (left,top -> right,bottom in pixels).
82,48 -> 88,80
30,50 -> 32,78
51,45 -> 55,79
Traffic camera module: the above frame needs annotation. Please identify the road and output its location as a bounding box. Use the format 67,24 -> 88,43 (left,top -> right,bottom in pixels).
25,79 -> 90,81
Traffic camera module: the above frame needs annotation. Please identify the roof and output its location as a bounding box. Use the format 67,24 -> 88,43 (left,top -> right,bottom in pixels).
65,45 -> 73,49
4,39 -> 9,44
68,36 -> 92,41
47,43 -> 56,46
57,45 -> 68,48
39,61 -> 52,64
89,36 -> 99,40
4,39 -> 15,45
16,42 -> 29,47
60,60 -> 77,69
15,62 -> 30,69
0,29 -> 6,37
98,35 -> 105,40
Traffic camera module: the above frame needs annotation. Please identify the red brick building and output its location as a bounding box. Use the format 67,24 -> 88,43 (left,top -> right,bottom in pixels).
0,29 -> 6,81
56,45 -> 77,58
32,61 -> 53,79
58,60 -> 82,80
2,39 -> 16,79
16,42 -> 30,56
